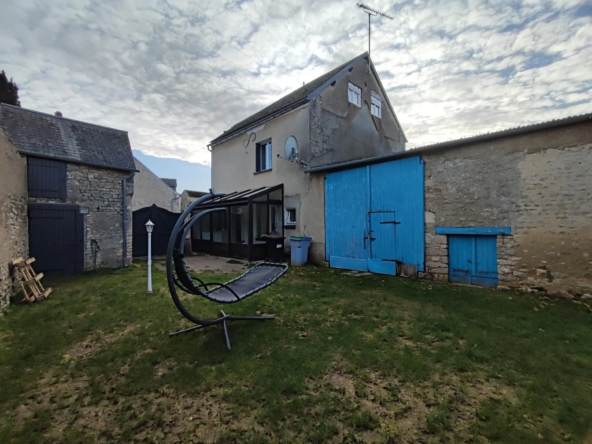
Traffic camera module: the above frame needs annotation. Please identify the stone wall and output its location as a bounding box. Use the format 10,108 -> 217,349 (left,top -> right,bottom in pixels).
29,163 -> 134,269
422,120 -> 592,296
132,158 -> 180,212
0,129 -> 28,310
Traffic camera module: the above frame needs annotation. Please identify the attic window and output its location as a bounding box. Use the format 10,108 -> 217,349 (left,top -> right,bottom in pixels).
348,82 -> 361,107
371,95 -> 382,118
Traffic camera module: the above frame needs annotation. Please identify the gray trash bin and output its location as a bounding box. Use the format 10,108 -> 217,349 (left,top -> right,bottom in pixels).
290,236 -> 312,266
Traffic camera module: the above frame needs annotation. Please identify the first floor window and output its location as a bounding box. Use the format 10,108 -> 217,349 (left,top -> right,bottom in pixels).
371,95 -> 382,118
348,82 -> 361,107
255,140 -> 272,173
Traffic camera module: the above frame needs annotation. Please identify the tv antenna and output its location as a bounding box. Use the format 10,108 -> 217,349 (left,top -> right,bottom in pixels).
357,3 -> 394,59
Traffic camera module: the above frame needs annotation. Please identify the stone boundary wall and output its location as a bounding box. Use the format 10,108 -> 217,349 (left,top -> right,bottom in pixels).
0,129 -> 28,310
422,121 -> 592,297
29,163 -> 134,269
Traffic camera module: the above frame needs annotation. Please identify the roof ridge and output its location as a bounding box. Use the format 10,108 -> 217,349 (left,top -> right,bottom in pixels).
0,103 -> 129,134
209,52 -> 368,145
412,112 -> 592,150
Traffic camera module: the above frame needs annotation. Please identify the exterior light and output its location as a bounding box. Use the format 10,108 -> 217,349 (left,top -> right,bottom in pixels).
145,219 -> 154,293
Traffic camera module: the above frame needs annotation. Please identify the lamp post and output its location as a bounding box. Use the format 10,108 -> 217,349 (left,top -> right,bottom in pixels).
145,219 -> 154,294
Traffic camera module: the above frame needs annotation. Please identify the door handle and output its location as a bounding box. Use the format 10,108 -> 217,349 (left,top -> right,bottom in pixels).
370,237 -> 376,241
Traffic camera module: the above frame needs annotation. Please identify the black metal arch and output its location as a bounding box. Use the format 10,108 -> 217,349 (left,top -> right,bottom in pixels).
166,192 -> 288,349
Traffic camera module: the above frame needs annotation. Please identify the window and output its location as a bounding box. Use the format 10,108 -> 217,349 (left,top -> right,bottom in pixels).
27,157 -> 67,200
371,95 -> 382,118
285,208 -> 297,227
255,140 -> 272,173
348,82 -> 361,107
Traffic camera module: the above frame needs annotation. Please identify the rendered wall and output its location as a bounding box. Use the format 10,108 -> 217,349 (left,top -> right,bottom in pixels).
0,128 -> 28,310
132,158 -> 180,212
423,120 -> 592,296
211,105 -> 327,263
309,59 -> 405,168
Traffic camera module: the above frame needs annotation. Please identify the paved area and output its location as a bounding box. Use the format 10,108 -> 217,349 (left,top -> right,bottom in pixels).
182,255 -> 250,273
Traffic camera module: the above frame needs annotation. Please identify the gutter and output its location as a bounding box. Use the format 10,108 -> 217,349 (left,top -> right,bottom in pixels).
122,171 -> 135,267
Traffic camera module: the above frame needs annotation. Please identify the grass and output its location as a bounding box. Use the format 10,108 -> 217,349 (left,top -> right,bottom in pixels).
0,263 -> 591,443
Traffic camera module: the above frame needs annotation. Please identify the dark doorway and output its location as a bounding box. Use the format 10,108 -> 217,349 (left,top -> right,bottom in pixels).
133,205 -> 180,257
28,204 -> 85,277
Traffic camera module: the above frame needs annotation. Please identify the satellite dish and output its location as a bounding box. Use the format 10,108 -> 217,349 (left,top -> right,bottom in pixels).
284,136 -> 298,161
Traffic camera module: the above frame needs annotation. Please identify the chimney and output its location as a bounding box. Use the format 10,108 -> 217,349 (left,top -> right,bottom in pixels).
55,111 -> 63,117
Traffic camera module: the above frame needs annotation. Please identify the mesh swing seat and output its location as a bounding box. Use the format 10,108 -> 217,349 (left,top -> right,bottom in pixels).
166,192 -> 288,350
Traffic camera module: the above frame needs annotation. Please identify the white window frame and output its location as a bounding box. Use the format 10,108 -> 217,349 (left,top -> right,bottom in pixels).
255,141 -> 272,173
285,208 -> 297,226
348,82 -> 361,107
371,95 -> 382,118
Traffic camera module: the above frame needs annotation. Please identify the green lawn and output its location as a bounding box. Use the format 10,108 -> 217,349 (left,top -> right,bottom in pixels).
0,262 -> 591,443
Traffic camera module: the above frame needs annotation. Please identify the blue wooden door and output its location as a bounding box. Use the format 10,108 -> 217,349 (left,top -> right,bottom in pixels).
325,155 -> 424,274
473,236 -> 498,286
325,167 -> 369,271
448,235 -> 498,287
368,211 -> 397,275
449,235 -> 474,284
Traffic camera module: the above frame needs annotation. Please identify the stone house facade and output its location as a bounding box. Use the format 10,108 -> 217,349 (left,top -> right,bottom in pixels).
0,128 -> 28,310
132,158 -> 180,212
0,104 -> 136,289
421,115 -> 592,296
307,113 -> 591,296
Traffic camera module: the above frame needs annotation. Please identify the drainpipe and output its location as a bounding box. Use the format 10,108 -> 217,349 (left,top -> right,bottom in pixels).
122,172 -> 135,267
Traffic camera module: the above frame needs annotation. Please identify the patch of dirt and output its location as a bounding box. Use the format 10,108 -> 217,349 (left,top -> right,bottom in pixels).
310,359 -> 520,443
28,370 -> 262,443
62,324 -> 138,361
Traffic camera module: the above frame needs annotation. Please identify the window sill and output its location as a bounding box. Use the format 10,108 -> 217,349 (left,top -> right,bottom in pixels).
253,169 -> 272,175
284,225 -> 297,230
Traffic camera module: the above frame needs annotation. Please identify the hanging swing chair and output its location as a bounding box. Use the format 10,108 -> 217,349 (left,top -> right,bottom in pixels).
166,192 -> 288,349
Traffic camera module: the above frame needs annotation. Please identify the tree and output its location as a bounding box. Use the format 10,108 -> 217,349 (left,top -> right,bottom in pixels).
0,70 -> 21,107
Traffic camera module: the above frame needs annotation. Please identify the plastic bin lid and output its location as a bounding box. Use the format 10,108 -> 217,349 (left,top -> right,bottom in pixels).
290,236 -> 312,240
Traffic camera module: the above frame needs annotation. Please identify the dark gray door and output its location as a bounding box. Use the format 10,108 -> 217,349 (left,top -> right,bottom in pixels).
29,204 -> 84,276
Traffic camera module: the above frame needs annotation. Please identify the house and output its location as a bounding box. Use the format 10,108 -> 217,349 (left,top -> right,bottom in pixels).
0,104 -> 136,284
180,189 -> 208,211
205,52 -> 406,262
132,158 -> 180,212
309,113 -> 592,295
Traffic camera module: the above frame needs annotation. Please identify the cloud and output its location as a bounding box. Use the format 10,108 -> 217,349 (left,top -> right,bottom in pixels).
0,0 -> 590,162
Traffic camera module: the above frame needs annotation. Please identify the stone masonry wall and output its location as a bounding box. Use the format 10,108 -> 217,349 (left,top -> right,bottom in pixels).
422,121 -> 592,297
29,163 -> 134,270
0,129 -> 28,310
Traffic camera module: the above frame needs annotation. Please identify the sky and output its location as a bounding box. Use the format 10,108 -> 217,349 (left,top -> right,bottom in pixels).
0,0 -> 590,186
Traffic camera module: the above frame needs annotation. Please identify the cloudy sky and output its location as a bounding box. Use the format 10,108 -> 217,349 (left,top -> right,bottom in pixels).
1,0 -> 590,170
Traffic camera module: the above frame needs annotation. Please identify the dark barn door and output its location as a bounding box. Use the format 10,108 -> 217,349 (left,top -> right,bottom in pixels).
28,204 -> 85,277
133,205 -> 180,257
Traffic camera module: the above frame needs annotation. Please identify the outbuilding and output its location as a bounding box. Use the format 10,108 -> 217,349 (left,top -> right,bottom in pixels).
0,104 -> 136,280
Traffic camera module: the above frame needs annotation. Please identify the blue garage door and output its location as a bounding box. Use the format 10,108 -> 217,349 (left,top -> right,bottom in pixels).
449,235 -> 498,287
325,156 -> 424,275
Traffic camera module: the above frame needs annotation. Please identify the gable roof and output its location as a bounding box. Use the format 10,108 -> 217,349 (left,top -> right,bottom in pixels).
184,189 -> 208,198
210,53 -> 373,146
0,104 -> 136,171
161,178 -> 177,190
